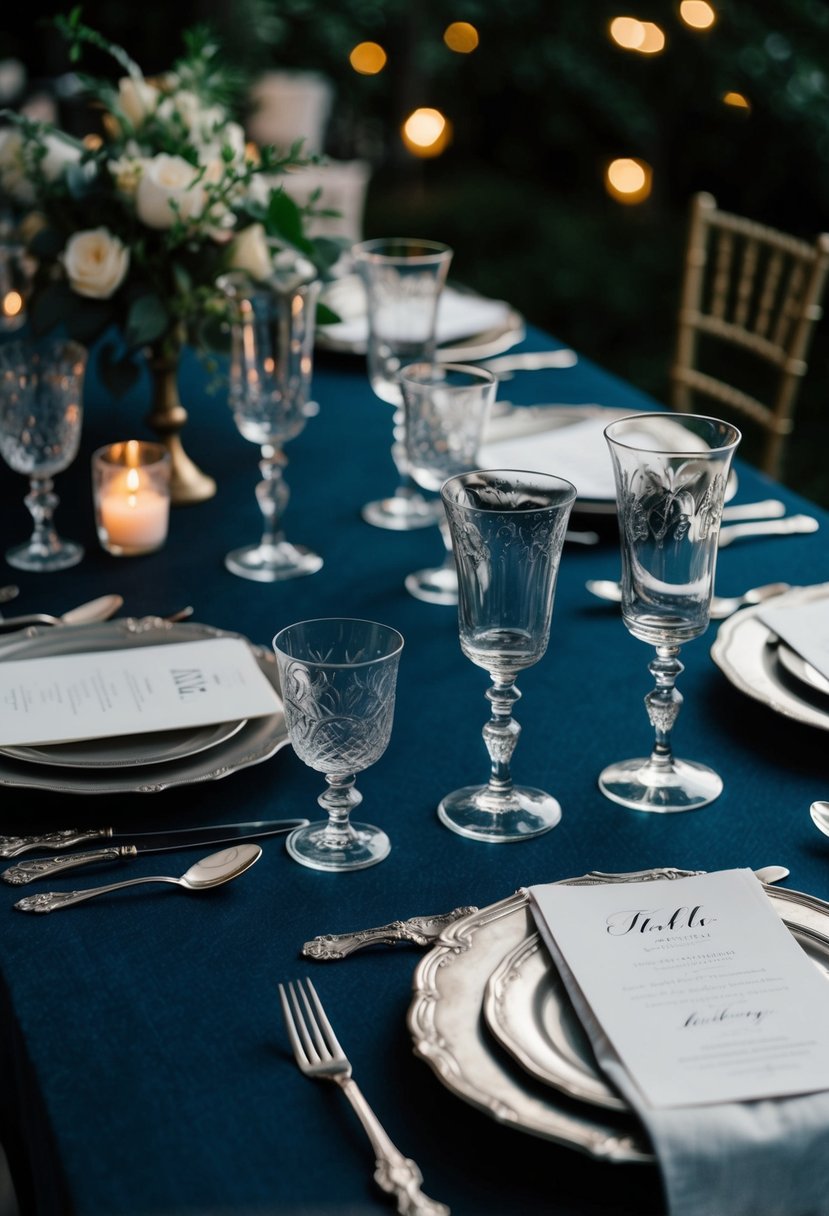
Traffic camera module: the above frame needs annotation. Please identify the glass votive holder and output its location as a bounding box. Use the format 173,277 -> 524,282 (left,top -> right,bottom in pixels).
92,441 -> 171,557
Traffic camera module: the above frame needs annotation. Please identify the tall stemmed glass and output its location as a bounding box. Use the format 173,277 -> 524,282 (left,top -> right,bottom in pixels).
0,338 -> 86,572
221,275 -> 322,581
599,413 -> 741,812
352,237 -> 453,531
400,362 -> 497,604
273,618 -> 404,871
439,469 -> 576,841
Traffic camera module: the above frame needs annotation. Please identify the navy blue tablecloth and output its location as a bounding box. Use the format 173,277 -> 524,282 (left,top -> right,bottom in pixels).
1,324 -> 828,1216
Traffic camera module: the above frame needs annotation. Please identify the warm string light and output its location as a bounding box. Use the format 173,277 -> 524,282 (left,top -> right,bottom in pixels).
609,17 -> 665,54
679,0 -> 716,30
443,22 -> 479,53
2,291 -> 22,318
402,108 -> 451,158
723,91 -> 750,111
349,42 -> 387,75
605,158 -> 653,204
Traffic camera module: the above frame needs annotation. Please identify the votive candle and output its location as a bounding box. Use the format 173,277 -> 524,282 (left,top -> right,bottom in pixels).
92,440 -> 171,556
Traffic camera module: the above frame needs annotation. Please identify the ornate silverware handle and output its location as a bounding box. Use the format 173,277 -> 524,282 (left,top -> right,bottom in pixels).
302,906 -> 477,960
0,828 -> 111,858
339,1077 -> 450,1216
15,874 -> 178,913
3,846 -> 137,885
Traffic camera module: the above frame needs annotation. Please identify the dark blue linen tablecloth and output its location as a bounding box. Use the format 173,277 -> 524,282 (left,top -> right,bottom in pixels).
1,324 -> 828,1216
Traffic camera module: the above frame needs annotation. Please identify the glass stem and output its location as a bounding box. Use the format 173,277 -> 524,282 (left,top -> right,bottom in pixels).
644,645 -> 684,771
482,673 -> 522,798
389,406 -> 420,500
25,476 -> 60,556
256,444 -> 289,549
437,516 -> 457,574
318,773 -> 361,846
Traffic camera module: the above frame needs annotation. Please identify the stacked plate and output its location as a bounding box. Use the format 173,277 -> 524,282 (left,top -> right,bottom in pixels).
0,618 -> 288,794
711,583 -> 829,731
408,872 -> 829,1163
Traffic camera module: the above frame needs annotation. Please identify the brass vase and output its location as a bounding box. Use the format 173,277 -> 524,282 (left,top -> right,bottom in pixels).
145,342 -> 216,506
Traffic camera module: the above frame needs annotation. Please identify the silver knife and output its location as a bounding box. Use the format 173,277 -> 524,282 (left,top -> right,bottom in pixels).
718,514 -> 819,548
1,819 -> 308,884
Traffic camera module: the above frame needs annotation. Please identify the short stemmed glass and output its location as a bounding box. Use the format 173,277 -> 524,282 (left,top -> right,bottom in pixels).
439,469 -> 576,841
400,362 -> 497,605
352,237 -> 453,531
273,618 -> 404,871
221,275 -> 322,582
0,338 -> 86,572
599,413 -> 741,812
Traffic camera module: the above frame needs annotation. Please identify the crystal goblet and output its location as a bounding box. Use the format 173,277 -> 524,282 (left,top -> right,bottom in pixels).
273,618 -> 404,872
599,413 -> 741,812
400,361 -> 497,605
0,338 -> 86,572
352,237 -> 453,531
221,275 -> 322,582
439,469 -> 576,842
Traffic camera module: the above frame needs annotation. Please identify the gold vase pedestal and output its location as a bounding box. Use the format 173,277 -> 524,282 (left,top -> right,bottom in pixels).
145,347 -> 216,506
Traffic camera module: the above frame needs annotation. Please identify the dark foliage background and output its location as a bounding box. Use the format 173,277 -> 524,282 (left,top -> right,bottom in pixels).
4,0 -> 829,500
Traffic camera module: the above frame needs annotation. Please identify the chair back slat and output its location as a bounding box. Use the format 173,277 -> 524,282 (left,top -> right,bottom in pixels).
733,237 -> 758,330
710,230 -> 733,320
754,249 -> 784,338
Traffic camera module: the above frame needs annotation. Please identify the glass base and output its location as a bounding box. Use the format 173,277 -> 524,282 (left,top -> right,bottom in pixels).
225,541 -> 322,583
286,821 -> 391,872
438,785 -> 562,842
598,756 -> 723,812
6,538 -> 83,573
362,490 -> 440,531
404,565 -> 458,605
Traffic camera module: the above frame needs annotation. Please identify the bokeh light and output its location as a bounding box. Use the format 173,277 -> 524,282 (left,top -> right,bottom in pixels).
609,17 -> 665,53
402,108 -> 452,157
679,1 -> 716,30
638,23 -> 666,53
2,291 -> 22,318
723,91 -> 751,110
605,158 -> 653,204
444,22 -> 480,53
349,42 -> 387,75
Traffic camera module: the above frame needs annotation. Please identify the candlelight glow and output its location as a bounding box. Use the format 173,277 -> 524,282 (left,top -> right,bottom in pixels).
402,108 -> 451,157
609,17 -> 665,53
723,91 -> 750,110
349,42 -> 387,75
605,158 -> 653,204
83,133 -> 103,151
2,291 -> 22,318
680,0 -> 716,29
444,22 -> 479,53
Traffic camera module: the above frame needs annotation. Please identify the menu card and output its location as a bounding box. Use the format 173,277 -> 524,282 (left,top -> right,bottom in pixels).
530,869 -> 829,1109
758,597 -> 829,682
0,638 -> 281,746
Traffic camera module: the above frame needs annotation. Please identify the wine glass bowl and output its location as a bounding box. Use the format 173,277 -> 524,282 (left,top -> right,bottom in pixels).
221,276 -> 322,582
0,338 -> 86,572
273,617 -> 404,872
599,413 -> 741,812
438,469 -> 576,842
400,361 -> 497,605
352,237 -> 453,531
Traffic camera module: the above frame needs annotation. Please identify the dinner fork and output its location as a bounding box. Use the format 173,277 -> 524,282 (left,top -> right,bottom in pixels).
278,979 -> 449,1216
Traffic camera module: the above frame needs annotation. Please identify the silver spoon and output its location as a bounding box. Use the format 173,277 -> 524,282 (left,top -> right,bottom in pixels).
585,579 -> 790,619
809,802 -> 829,841
14,843 -> 261,913
0,594 -> 123,632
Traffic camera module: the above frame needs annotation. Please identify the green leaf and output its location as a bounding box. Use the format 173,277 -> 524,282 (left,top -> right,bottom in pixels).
315,302 -> 341,326
264,189 -> 313,253
124,293 -> 170,349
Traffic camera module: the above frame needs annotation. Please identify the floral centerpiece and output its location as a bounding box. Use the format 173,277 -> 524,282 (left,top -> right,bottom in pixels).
0,10 -> 343,501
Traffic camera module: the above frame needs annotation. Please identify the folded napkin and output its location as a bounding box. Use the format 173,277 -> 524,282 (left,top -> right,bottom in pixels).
479,413 -> 618,500
758,597 -> 829,683
529,875 -> 829,1216
319,277 -> 512,347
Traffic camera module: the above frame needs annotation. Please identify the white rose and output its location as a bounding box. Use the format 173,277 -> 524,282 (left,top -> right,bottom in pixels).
227,223 -> 272,281
40,132 -> 82,181
61,228 -> 129,299
158,90 -> 225,141
135,153 -> 205,229
116,76 -> 160,129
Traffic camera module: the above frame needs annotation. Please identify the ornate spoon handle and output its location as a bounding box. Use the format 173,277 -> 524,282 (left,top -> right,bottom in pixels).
3,846 -> 138,885
15,874 -> 179,914
302,906 -> 477,959
0,828 -> 111,858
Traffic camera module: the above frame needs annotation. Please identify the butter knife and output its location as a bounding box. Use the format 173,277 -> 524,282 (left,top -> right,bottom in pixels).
1,818 -> 308,883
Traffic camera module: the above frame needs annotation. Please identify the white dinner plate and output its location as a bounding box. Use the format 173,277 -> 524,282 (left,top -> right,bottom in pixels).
0,618 -> 288,793
409,871 -> 829,1163
2,717 -> 248,769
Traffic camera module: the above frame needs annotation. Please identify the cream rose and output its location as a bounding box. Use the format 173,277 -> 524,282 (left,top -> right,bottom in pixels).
61,228 -> 129,300
40,132 -> 82,181
227,223 -> 272,281
116,76 -> 160,129
135,153 -> 205,229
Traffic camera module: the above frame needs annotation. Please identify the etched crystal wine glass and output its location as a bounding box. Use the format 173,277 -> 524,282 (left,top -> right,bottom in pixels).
400,361 -> 497,605
439,469 -> 576,841
0,338 -> 86,572
599,413 -> 741,812
220,274 -> 322,581
273,618 -> 404,871
352,237 -> 453,531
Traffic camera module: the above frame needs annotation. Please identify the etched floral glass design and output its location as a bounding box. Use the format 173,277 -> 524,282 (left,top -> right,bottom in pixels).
0,338 -> 86,572
438,469 -> 576,842
219,275 -> 322,582
273,618 -> 404,871
400,361 -> 497,605
352,238 -> 453,532
599,413 -> 741,812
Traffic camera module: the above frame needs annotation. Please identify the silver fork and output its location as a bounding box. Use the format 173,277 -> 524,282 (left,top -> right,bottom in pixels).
279,979 -> 449,1216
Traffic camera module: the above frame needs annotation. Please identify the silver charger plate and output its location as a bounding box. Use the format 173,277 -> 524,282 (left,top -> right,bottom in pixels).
711,583 -> 829,731
481,406 -> 738,516
408,870 -> 829,1164
2,717 -> 247,769
0,618 -> 288,793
